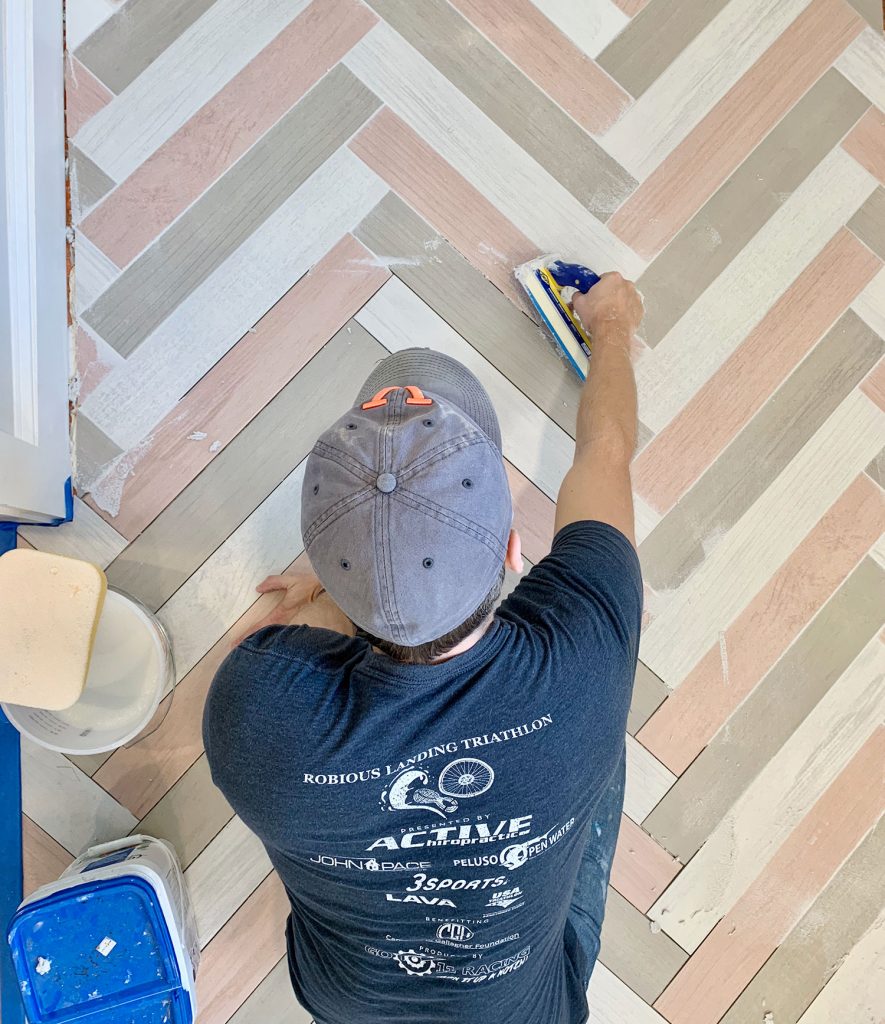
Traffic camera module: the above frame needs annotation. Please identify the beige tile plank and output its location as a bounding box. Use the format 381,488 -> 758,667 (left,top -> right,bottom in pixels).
586,963 -> 671,1024
849,184 -> 885,260
637,69 -> 869,348
81,66 -> 380,357
624,736 -> 676,825
644,557 -> 885,861
626,662 -> 667,735
226,958 -> 310,1024
640,310 -> 884,591
103,324 -> 385,613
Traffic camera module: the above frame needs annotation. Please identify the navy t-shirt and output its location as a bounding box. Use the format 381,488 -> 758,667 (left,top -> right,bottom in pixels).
204,521 -> 642,1024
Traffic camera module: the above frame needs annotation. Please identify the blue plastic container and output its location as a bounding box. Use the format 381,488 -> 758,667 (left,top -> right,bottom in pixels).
7,837 -> 198,1024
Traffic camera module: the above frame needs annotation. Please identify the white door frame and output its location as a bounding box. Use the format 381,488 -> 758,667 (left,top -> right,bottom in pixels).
0,0 -> 70,524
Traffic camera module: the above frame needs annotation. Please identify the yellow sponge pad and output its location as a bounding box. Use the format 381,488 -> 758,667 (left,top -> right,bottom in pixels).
0,549 -> 107,710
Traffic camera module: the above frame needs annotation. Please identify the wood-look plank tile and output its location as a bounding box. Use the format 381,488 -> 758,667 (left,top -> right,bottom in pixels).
196,872 -> 289,1024
849,185 -> 885,259
65,56 -> 112,137
654,725 -> 885,1022
81,67 -> 380,357
73,0 -> 216,93
81,0 -> 377,270
844,0 -> 884,28
95,553 -> 309,818
639,309 -> 884,591
611,815 -> 681,914
634,72 -> 870,348
529,0 -> 628,57
227,959 -> 308,1024
75,412 -> 121,496
74,0 -> 310,182
599,0 -> 815,179
80,147 -> 386,451
106,238 -> 388,541
70,147 -> 114,220
634,229 -> 880,513
19,495 -> 126,570
586,964 -> 670,1024
22,816 -> 72,896
349,108 -> 537,305
637,145 -> 877,434
135,755 -> 233,870
66,0 -> 116,55
597,0 -> 729,99
854,267 -> 885,341
600,888 -> 688,1003
505,462 -> 555,565
650,633 -> 885,952
844,105 -> 885,184
73,325 -> 122,405
365,0 -> 635,219
72,235 -> 119,314
640,390 -> 885,690
355,192 -> 585,437
836,26 -> 885,110
644,556 -> 885,860
66,751 -> 112,778
343,24 -> 645,279
626,662 -> 668,735
104,325 -> 384,612
639,475 -> 885,773
867,447 -> 885,488
611,0 -> 650,13
624,736 -> 676,824
449,0 -> 629,134
721,815 -> 885,1024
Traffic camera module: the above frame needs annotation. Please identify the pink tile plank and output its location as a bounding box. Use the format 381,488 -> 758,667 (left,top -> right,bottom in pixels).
196,871 -> 289,1024
638,474 -> 885,774
843,105 -> 885,184
22,816 -> 73,897
633,229 -> 881,515
100,235 -> 388,541
611,814 -> 681,913
449,0 -> 630,134
861,356 -> 885,410
612,0 -> 649,14
65,55 -> 113,138
608,0 -> 864,259
79,0 -> 377,268
94,553 -> 309,818
654,726 -> 885,1024
350,108 -> 539,305
506,461 -> 556,565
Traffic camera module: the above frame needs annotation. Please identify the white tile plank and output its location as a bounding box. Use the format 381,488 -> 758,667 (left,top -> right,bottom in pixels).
637,147 -> 877,433
81,147 -> 386,449
853,266 -> 885,340
19,496 -> 126,569
67,0 -> 117,53
640,391 -> 885,687
185,815 -> 272,948
836,27 -> 885,111
600,0 -> 813,178
530,0 -> 628,58
228,958 -> 312,1024
650,635 -> 885,952
798,904 -> 885,1024
73,235 -> 120,315
21,739 -> 137,855
586,962 -> 670,1024
344,23 -> 645,280
625,734 -> 675,824
356,278 -> 575,500
157,460 -> 307,688
633,494 -> 660,546
73,0 -> 310,182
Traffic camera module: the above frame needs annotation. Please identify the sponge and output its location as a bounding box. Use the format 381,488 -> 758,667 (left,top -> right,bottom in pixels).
0,549 -> 107,710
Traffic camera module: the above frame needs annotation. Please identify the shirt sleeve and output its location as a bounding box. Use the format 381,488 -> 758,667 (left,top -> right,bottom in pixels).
497,520 -> 643,660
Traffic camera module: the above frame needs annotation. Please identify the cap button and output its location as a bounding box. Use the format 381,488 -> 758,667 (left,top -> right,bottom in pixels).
376,472 -> 397,493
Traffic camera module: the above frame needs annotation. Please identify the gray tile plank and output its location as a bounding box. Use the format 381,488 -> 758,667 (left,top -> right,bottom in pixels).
74,412 -> 122,494
70,146 -> 115,217
721,816 -> 885,1024
845,0 -> 884,30
81,66 -> 380,356
364,0 -> 636,219
638,70 -> 870,347
866,447 -> 885,490
66,751 -> 112,777
627,662 -> 668,736
105,324 -> 387,612
74,0 -> 217,93
599,887 -> 688,1002
597,0 -> 730,99
644,557 -> 885,860
849,185 -> 885,261
640,310 -> 885,591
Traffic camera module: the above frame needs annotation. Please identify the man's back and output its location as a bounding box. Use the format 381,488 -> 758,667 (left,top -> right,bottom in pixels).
204,520 -> 642,1024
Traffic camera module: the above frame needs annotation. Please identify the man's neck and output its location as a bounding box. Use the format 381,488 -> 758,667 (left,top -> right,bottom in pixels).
430,614 -> 495,663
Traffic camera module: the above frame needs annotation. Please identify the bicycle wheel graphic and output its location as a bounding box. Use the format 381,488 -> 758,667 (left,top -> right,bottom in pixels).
438,758 -> 494,798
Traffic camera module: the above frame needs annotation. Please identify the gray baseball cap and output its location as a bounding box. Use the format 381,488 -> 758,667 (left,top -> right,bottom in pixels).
301,348 -> 512,645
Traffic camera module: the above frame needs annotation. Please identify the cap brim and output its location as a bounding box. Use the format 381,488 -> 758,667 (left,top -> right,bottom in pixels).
356,348 -> 502,450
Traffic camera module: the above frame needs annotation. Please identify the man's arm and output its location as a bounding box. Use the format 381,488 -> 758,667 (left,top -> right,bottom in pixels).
553,273 -> 643,547
232,572 -> 355,647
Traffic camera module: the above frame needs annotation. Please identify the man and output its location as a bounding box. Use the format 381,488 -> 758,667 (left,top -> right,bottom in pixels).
204,272 -> 645,1024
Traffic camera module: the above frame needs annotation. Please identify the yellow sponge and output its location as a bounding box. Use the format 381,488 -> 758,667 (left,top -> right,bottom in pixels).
0,549 -> 107,710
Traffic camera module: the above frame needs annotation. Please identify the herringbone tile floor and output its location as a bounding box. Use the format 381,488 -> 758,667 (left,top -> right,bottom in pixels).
19,0 -> 885,1020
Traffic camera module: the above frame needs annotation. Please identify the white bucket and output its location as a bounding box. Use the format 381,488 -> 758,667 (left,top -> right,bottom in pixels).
2,588 -> 173,754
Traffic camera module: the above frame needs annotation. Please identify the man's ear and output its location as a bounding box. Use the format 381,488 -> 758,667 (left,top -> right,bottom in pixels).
505,529 -> 524,575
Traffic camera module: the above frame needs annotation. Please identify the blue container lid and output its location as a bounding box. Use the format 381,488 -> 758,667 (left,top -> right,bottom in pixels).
7,875 -> 193,1024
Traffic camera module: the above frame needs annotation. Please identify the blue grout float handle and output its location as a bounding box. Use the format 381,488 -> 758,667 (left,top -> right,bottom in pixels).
547,260 -> 600,294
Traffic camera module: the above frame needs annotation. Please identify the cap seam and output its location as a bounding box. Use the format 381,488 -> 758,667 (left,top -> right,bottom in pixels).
304,486 -> 374,547
312,440 -> 375,483
397,432 -> 489,483
394,485 -> 507,560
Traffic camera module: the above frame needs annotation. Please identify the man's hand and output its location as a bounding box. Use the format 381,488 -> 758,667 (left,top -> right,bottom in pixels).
231,573 -> 355,648
572,272 -> 643,339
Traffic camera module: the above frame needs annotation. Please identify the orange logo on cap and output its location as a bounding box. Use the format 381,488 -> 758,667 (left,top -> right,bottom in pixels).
360,385 -> 433,410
